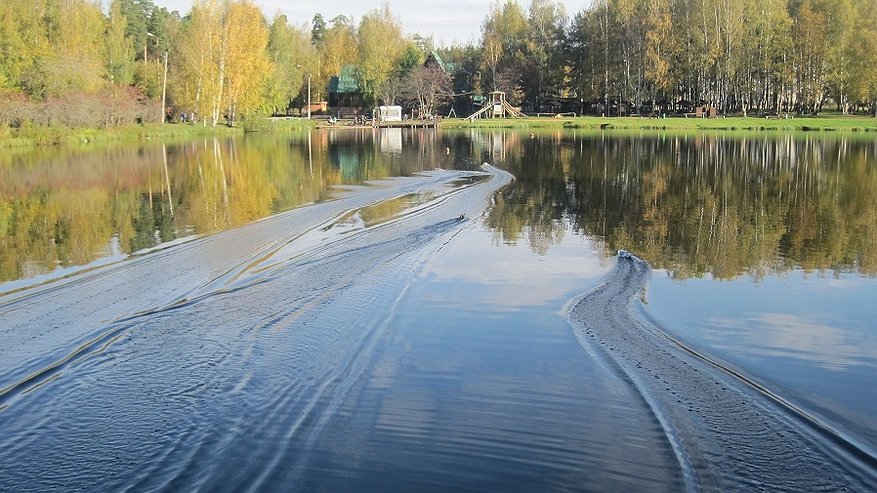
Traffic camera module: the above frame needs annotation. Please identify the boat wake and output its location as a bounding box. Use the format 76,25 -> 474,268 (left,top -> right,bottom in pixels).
566,251 -> 877,492
0,165 -> 513,492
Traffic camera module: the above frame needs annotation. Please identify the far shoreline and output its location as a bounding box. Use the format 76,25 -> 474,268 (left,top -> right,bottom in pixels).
4,114 -> 877,149
440,115 -> 877,132
0,118 -> 315,149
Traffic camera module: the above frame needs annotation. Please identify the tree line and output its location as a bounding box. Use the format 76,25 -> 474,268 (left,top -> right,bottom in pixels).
1,0 -> 876,130
565,0 -> 877,116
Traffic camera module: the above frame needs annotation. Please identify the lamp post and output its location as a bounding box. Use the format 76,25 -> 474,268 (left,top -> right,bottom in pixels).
296,65 -> 312,119
307,73 -> 312,119
161,50 -> 168,124
146,32 -> 168,124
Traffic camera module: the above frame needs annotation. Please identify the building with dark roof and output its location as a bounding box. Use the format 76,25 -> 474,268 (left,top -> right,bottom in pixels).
328,65 -> 363,116
424,51 -> 458,75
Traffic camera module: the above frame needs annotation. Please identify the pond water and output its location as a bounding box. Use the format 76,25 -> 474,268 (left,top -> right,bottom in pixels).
1,128 -> 875,491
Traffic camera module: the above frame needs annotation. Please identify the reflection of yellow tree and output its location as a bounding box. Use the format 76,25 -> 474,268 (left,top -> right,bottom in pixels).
0,132 -> 391,284
487,192 -> 526,247
50,189 -> 114,266
0,188 -> 114,281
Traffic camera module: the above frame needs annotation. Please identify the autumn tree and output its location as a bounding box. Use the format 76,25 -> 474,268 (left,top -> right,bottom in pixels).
174,0 -> 221,123
823,0 -> 856,113
520,0 -> 568,111
402,65 -> 452,116
0,0 -> 51,93
41,0 -> 107,96
480,1 -> 529,100
222,0 -> 271,124
642,0 -> 674,102
378,43 -> 423,105
266,15 -> 316,115
792,0 -> 829,113
105,0 -> 135,86
173,0 -> 271,125
848,0 -> 877,115
357,3 -> 406,105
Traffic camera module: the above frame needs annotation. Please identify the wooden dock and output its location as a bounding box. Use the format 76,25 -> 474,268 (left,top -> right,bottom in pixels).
376,120 -> 440,128
316,119 -> 440,129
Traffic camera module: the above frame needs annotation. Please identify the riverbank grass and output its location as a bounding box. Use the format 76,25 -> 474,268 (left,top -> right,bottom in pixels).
441,115 -> 877,132
0,118 -> 317,148
0,123 -> 243,148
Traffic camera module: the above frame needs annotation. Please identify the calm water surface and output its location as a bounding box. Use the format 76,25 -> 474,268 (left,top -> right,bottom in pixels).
486,130 -> 877,458
1,128 -> 875,490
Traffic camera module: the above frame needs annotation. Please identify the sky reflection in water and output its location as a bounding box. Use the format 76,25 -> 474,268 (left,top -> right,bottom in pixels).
482,129 -> 877,454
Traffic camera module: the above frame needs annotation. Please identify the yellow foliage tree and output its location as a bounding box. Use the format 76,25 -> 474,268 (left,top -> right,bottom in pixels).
175,0 -> 222,123
318,17 -> 358,100
175,0 -> 271,126
357,3 -> 406,103
222,0 -> 271,123
45,0 -> 107,95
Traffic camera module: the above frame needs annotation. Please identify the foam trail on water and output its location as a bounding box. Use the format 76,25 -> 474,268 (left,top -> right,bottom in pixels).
567,251 -> 877,492
0,166 -> 515,492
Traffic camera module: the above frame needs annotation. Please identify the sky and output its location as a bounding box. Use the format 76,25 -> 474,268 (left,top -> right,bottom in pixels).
150,0 -> 590,46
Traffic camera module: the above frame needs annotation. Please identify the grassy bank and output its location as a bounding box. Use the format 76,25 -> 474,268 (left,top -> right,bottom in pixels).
5,115 -> 875,147
441,115 -> 877,132
0,118 -> 316,148
0,123 -> 241,148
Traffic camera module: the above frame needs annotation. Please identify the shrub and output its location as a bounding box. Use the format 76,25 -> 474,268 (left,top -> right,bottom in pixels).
0,87 -> 160,129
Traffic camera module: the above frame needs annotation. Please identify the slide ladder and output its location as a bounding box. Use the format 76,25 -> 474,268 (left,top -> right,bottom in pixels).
465,101 -> 526,121
466,105 -> 493,121
502,101 -> 525,118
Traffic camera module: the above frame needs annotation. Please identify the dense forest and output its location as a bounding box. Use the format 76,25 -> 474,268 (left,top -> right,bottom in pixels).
1,0 -> 876,129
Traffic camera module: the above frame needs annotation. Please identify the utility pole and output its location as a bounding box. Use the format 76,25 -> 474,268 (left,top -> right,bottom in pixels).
161,50 -> 168,124
145,32 -> 167,124
307,73 -> 312,119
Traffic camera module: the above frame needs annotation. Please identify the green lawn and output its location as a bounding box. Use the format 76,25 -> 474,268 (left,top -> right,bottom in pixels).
0,123 -> 246,148
0,118 -> 317,148
441,115 -> 877,132
4,114 -> 876,148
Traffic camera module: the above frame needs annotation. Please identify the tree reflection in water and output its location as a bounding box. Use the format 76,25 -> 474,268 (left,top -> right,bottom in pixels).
2,133 -> 329,283
486,132 -> 877,279
2,130 -> 875,284
0,128 -> 461,284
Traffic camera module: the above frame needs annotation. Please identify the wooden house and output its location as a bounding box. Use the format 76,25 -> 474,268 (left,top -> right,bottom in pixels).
328,65 -> 363,117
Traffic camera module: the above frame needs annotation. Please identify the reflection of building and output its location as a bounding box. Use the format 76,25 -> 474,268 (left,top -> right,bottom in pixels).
328,143 -> 364,182
328,65 -> 363,117
379,128 -> 403,155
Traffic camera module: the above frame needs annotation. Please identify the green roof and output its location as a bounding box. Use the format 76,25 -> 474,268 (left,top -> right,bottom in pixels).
427,50 -> 458,74
328,65 -> 360,94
